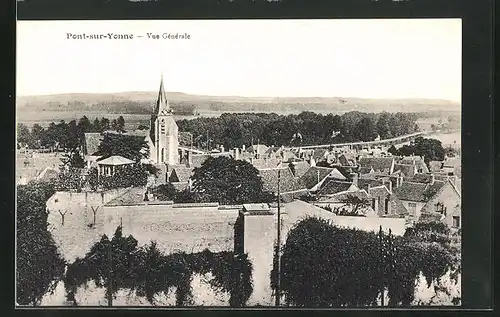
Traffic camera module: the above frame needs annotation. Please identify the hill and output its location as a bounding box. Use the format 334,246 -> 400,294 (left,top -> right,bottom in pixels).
16,91 -> 461,116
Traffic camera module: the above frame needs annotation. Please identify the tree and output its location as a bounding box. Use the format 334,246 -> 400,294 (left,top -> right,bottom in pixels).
16,181 -> 66,305
398,137 -> 446,165
336,194 -> 371,216
117,116 -> 126,132
60,148 -> 86,169
99,164 -> 149,190
96,133 -> 148,162
190,156 -> 273,205
154,183 -> 177,201
17,123 -> 32,147
355,117 -> 378,142
64,226 -> 140,306
387,145 -> 398,156
100,117 -> 111,132
376,113 -> 392,139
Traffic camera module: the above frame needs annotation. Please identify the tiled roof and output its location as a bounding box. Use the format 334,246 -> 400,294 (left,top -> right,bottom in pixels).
312,149 -> 328,162
169,166 -> 194,183
317,180 -> 354,196
84,133 -> 102,156
428,161 -> 443,172
358,178 -> 385,192
368,185 -> 391,198
359,167 -> 374,174
259,167 -> 306,194
393,180 -> 446,202
246,144 -> 269,155
299,166 -> 335,190
251,158 -> 282,169
325,189 -> 370,202
398,156 -> 429,173
290,161 -> 311,178
358,157 -> 394,173
97,155 -> 135,166
393,163 -> 417,177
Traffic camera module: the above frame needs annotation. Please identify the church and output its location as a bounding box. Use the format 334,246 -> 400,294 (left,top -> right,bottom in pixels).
144,75 -> 180,166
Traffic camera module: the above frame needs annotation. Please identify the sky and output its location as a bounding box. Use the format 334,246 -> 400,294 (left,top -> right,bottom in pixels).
17,19 -> 461,101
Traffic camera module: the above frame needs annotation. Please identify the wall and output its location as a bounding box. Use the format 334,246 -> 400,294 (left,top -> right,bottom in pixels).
46,188 -> 133,263
400,200 -> 426,222
46,191 -> 239,263
242,212 -> 280,306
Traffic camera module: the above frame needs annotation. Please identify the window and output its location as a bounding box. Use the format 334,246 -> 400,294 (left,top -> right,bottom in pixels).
371,199 -> 376,210
452,216 -> 460,228
384,198 -> 390,214
435,202 -> 446,214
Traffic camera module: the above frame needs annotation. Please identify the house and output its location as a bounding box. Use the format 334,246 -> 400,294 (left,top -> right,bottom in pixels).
97,155 -> 135,177
258,167 -> 308,198
358,157 -> 395,174
299,166 -> 347,192
393,178 -> 459,227
393,163 -> 417,178
418,179 -> 461,229
367,185 -> 408,218
398,156 -> 429,174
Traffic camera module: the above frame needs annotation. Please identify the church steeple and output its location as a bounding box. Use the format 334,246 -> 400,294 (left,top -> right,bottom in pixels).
154,74 -> 171,116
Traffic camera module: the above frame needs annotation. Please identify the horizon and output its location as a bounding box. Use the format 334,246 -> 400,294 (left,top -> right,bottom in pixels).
17,89 -> 461,103
17,19 -> 461,101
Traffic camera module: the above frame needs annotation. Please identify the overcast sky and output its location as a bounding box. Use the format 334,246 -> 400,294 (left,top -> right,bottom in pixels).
17,19 -> 461,101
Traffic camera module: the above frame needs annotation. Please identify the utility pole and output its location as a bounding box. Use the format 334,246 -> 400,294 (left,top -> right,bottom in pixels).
275,169 -> 281,307
379,225 -> 384,307
107,240 -> 113,307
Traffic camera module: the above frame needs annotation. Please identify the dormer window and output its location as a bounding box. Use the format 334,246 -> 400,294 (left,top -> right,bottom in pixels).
435,202 -> 446,214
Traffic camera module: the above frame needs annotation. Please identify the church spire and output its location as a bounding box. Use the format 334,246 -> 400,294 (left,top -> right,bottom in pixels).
154,74 -> 171,115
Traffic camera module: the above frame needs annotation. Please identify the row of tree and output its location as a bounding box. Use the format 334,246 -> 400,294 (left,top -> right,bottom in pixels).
17,116 -> 126,150
177,111 -> 419,150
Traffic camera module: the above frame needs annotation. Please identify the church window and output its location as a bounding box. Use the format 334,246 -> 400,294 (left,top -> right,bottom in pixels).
161,148 -> 165,163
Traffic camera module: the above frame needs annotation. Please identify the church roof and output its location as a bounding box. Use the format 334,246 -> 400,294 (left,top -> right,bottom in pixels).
153,74 -> 171,116
150,75 -> 175,145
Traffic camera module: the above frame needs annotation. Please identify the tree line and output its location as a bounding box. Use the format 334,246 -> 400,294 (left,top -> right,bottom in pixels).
177,111 -> 419,150
17,116 -> 127,150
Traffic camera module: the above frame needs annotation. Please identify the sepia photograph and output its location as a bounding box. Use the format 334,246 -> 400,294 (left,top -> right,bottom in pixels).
16,19 -> 462,307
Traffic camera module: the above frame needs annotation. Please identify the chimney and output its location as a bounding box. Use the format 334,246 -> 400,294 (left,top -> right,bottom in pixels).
310,157 -> 316,167
242,144 -> 246,152
430,174 -> 435,185
187,151 -> 192,167
367,183 -> 371,193
234,148 -> 240,161
397,175 -> 403,188
220,145 -> 225,153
